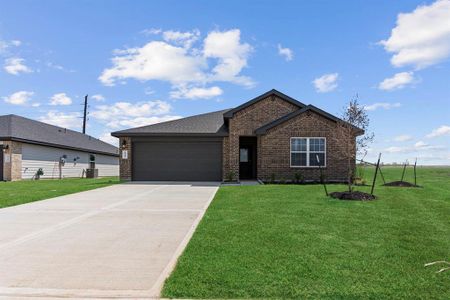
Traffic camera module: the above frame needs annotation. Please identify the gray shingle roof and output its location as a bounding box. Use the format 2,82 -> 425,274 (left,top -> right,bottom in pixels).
109,89 -> 362,138
0,114 -> 119,156
111,109 -> 231,137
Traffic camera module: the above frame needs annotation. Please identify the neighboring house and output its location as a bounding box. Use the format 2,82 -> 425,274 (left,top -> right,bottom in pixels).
0,115 -> 119,181
112,89 -> 363,182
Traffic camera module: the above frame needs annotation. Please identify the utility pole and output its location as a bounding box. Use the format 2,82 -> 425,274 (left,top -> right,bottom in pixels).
82,95 -> 88,134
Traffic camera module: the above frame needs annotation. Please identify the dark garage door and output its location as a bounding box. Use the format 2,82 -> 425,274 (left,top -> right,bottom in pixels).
132,139 -> 222,181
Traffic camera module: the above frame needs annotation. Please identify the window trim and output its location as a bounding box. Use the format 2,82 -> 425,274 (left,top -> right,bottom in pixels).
290,137 -> 327,168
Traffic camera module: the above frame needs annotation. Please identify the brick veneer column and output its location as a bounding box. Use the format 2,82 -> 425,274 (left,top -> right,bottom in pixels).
119,137 -> 132,181
3,141 -> 22,181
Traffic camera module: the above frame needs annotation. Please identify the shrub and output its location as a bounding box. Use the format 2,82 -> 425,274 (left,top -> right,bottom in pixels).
225,171 -> 236,182
35,168 -> 44,180
293,172 -> 304,183
270,173 -> 276,183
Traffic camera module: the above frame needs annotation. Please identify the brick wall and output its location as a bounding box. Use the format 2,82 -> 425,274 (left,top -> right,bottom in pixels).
223,95 -> 356,182
223,95 -> 299,180
258,111 -> 355,182
119,137 -> 132,181
2,141 -> 22,181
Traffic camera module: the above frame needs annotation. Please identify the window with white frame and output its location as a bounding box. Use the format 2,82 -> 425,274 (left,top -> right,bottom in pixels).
290,137 -> 326,167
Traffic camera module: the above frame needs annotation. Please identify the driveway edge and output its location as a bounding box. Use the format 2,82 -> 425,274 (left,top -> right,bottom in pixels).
148,186 -> 219,297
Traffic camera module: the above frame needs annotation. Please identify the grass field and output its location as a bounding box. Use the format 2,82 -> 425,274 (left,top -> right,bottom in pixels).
0,177 -> 120,208
163,167 -> 450,299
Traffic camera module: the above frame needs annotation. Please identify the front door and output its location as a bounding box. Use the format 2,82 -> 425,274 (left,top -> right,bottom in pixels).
239,146 -> 253,179
239,136 -> 257,179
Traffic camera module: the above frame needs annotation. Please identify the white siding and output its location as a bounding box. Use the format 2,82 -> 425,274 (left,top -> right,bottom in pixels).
21,143 -> 119,179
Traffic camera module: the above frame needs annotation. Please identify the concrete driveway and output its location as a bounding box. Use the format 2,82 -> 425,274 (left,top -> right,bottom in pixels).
0,182 -> 219,299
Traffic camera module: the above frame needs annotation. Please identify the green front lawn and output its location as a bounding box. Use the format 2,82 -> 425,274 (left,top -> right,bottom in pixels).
163,167 -> 450,299
0,177 -> 120,208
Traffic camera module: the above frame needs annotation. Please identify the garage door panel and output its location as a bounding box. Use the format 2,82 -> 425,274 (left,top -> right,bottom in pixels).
132,140 -> 222,181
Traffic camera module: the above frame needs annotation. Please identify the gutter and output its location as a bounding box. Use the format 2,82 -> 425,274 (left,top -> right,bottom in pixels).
0,137 -> 119,157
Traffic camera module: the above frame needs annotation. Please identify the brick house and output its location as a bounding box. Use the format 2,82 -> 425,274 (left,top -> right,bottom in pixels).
112,89 -> 363,182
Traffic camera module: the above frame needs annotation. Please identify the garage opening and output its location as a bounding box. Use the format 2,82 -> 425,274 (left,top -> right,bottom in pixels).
132,137 -> 223,181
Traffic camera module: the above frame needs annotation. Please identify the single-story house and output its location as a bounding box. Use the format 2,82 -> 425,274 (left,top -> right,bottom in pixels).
112,89 -> 362,182
0,114 -> 119,181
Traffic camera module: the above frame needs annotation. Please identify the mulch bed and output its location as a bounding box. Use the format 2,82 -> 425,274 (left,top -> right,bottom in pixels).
329,191 -> 376,201
383,181 -> 420,188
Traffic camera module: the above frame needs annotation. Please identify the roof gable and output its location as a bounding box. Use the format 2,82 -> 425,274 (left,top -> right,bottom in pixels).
0,114 -> 119,156
223,89 -> 306,119
255,105 -> 364,135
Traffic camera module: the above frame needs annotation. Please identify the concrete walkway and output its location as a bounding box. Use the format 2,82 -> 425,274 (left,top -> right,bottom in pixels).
0,182 -> 219,299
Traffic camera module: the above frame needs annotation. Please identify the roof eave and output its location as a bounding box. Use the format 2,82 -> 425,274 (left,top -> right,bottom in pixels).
111,132 -> 229,138
224,89 -> 306,119
1,137 -> 119,156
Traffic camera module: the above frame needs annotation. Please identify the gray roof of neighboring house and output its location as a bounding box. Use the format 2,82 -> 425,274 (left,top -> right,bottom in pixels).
111,109 -> 232,137
0,114 -> 119,156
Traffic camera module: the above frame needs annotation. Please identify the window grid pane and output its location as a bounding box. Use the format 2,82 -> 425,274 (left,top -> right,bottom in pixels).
291,153 -> 307,166
291,138 -> 326,167
309,153 -> 325,166
309,138 -> 325,152
291,138 -> 307,152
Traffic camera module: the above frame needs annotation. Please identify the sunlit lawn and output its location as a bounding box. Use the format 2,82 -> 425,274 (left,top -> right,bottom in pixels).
163,167 -> 450,299
0,177 -> 120,208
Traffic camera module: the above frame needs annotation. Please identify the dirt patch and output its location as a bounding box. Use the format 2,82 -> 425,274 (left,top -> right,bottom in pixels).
330,191 -> 376,201
383,181 -> 420,187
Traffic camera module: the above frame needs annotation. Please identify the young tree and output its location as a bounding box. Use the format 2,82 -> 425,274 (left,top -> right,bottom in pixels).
331,96 -> 374,192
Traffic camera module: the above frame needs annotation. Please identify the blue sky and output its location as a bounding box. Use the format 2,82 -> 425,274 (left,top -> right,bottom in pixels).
1,0 -> 449,165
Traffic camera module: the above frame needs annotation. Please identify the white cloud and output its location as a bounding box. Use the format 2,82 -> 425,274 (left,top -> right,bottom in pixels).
162,29 -> 200,48
170,85 -> 223,99
108,115 -> 181,129
426,125 -> 450,138
379,0 -> 450,69
99,132 -> 119,147
364,102 -> 401,111
378,72 -> 415,90
4,57 -> 32,75
142,28 -> 162,35
203,29 -> 253,86
384,146 -> 404,153
50,93 -> 72,105
46,61 -> 75,73
414,141 -> 428,148
393,134 -> 413,142
39,111 -> 81,129
3,91 -> 34,105
91,94 -> 105,101
0,39 -> 21,54
277,44 -> 293,61
144,87 -> 155,95
99,28 -> 254,97
384,141 -> 445,153
312,73 -> 339,93
31,102 -> 41,107
91,100 -> 181,128
99,41 -> 206,86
